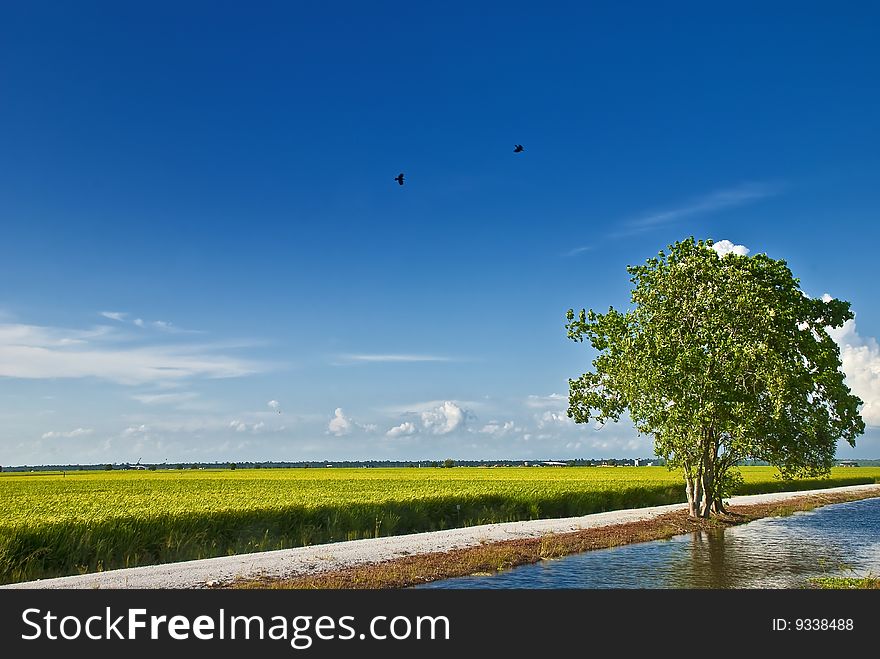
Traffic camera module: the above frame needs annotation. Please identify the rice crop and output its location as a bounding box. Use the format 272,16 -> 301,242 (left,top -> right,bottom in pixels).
1,466 -> 877,585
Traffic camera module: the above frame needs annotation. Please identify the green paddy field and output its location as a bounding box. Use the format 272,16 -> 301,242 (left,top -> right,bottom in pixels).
2,466 -> 879,585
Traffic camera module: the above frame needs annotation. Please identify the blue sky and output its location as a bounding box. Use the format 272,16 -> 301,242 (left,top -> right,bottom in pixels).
2,2 -> 879,465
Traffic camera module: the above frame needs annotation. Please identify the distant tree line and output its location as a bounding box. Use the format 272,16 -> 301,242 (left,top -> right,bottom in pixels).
9,457 -> 879,473
2,457 -> 668,471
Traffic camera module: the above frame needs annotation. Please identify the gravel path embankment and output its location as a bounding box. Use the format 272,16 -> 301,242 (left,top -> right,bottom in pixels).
6,483 -> 880,589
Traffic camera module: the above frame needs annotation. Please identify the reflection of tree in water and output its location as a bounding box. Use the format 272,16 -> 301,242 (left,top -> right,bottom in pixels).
658,528 -> 733,588
688,528 -> 734,588
664,520 -> 849,588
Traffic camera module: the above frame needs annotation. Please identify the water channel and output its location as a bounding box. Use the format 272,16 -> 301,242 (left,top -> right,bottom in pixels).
418,497 -> 880,588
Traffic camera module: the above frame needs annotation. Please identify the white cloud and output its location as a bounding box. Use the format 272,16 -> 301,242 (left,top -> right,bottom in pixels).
41,427 -> 93,439
0,321 -> 263,385
326,408 -> 374,436
711,239 -> 750,257
386,421 -> 417,438
328,408 -> 353,436
122,424 -> 149,437
325,409 -> 377,435
382,399 -> 485,415
536,410 -> 574,429
337,354 -> 452,363
825,311 -> 880,427
133,318 -> 145,327
229,419 -> 267,433
100,311 -> 127,322
267,400 -> 281,410
563,246 -> 592,257
420,401 -> 467,435
479,420 -> 518,437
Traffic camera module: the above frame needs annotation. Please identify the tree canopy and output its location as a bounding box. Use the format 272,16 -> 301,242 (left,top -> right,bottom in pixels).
565,237 -> 864,517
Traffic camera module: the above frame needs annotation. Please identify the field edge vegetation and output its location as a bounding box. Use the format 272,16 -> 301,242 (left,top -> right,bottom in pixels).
2,467 -> 879,585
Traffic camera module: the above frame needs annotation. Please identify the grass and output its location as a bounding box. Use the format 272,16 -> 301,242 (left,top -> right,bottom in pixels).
808,576 -> 880,589
1,466 -> 878,585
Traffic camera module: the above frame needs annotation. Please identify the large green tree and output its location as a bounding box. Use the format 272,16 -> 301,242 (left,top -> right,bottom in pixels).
565,237 -> 864,518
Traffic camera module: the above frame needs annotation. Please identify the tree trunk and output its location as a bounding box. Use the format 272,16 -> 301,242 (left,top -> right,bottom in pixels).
692,456 -> 704,519
700,472 -> 714,517
698,431 -> 718,518
685,476 -> 697,518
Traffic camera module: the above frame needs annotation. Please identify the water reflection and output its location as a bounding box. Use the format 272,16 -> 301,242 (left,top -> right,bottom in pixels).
417,497 -> 880,589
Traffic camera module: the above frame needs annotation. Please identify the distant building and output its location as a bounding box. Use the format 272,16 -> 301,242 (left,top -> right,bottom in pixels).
838,460 -> 859,467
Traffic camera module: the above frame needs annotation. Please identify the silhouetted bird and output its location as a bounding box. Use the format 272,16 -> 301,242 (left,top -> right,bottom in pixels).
394,173 -> 405,186
513,144 -> 524,153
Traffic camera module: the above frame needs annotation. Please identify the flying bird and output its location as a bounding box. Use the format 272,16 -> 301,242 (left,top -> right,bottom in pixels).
394,173 -> 405,186
513,144 -> 524,153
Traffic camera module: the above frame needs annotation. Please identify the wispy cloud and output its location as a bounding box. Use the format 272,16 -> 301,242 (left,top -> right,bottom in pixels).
0,324 -> 113,347
525,393 -> 567,409
0,321 -> 266,385
336,353 -> 453,364
612,182 -> 781,238
479,420 -> 520,437
230,419 -> 266,434
120,412 -> 296,436
152,320 -> 203,334
42,427 -> 93,439
563,246 -> 593,257
98,311 -> 202,334
131,392 -> 200,406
